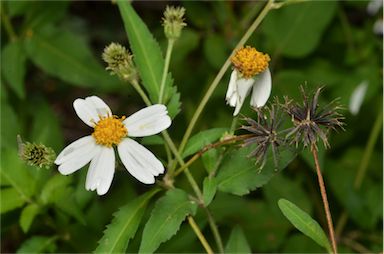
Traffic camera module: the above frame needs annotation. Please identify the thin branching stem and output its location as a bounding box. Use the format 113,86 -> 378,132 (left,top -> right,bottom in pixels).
187,216 -> 214,254
158,39 -> 174,103
177,0 -> 275,156
174,134 -> 253,176
312,145 -> 338,254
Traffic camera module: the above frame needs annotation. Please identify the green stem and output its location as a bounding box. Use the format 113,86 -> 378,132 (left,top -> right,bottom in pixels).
131,80 -> 152,106
1,2 -> 17,42
158,39 -> 175,103
335,110 -> 383,237
187,216 -> 214,254
177,0 -> 275,155
354,111 -> 382,188
130,76 -> 220,254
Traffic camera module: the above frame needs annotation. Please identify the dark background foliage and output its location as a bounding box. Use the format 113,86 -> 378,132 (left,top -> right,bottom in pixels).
1,1 -> 382,253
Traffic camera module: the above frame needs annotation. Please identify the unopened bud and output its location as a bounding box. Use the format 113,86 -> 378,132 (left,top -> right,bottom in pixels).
162,6 -> 186,40
17,135 -> 56,169
102,43 -> 138,83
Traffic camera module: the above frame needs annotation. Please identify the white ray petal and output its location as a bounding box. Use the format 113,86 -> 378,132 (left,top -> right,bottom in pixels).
55,136 -> 95,164
349,80 -> 368,115
117,138 -> 157,184
85,96 -> 112,118
123,104 -> 171,137
250,68 -> 272,108
233,78 -> 254,116
121,139 -> 164,175
226,70 -> 238,106
73,96 -> 112,127
86,147 -> 115,195
56,136 -> 99,175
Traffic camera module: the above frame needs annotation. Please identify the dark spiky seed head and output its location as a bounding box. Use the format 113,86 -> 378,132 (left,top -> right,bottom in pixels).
284,86 -> 344,150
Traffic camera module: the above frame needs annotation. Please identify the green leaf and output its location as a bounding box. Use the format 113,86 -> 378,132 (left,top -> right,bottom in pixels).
40,174 -> 72,204
29,99 -> 63,151
225,225 -> 251,254
94,189 -> 160,254
0,188 -> 25,214
278,199 -> 331,252
202,148 -> 219,174
24,2 -> 69,29
216,147 -> 296,196
182,128 -> 228,158
24,26 -> 120,90
1,40 -> 27,98
139,188 -> 198,253
16,236 -> 57,254
0,101 -> 20,149
0,149 -> 36,200
116,1 -> 181,116
53,187 -> 86,224
203,177 -> 217,206
263,1 -> 337,58
20,203 -> 40,233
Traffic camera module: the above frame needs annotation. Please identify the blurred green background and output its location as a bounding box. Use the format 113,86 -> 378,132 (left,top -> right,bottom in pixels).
1,1 -> 382,253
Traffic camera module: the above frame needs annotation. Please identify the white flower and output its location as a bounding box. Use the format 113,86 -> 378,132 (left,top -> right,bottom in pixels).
226,68 -> 272,116
55,96 -> 171,195
226,46 -> 272,116
349,80 -> 368,115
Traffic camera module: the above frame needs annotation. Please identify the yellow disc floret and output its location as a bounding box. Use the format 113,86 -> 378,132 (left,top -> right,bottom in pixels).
231,46 -> 270,79
92,116 -> 127,147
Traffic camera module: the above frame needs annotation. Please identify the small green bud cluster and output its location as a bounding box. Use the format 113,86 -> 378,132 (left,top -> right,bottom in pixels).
162,6 -> 186,40
18,136 -> 56,169
102,43 -> 138,83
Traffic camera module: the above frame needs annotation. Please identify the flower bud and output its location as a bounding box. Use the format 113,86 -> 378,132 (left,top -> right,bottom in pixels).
102,43 -> 138,83
17,136 -> 56,169
162,6 -> 186,40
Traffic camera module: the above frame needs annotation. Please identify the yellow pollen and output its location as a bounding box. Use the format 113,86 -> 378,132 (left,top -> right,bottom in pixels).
231,46 -> 270,79
92,116 -> 127,147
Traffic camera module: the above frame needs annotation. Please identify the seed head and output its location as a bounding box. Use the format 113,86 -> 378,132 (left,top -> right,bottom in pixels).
162,6 -> 186,40
102,43 -> 138,83
284,86 -> 344,150
18,136 -> 56,169
241,104 -> 287,169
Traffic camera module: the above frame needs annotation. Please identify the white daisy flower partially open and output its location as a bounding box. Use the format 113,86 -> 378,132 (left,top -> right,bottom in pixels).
226,46 -> 272,116
55,96 -> 171,195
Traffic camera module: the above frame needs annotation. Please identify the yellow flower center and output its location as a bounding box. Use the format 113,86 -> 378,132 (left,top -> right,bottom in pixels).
231,46 -> 270,79
92,116 -> 127,147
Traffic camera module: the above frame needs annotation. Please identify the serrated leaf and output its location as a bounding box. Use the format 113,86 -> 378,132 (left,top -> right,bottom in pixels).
1,40 -> 26,98
217,147 -> 296,196
278,199 -> 331,252
0,188 -> 25,214
182,128 -> 228,158
24,25 -> 120,90
203,177 -> 217,206
139,188 -> 198,253
117,1 -> 181,116
225,225 -> 251,254
16,236 -> 57,254
94,189 -> 160,254
20,203 -> 40,233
